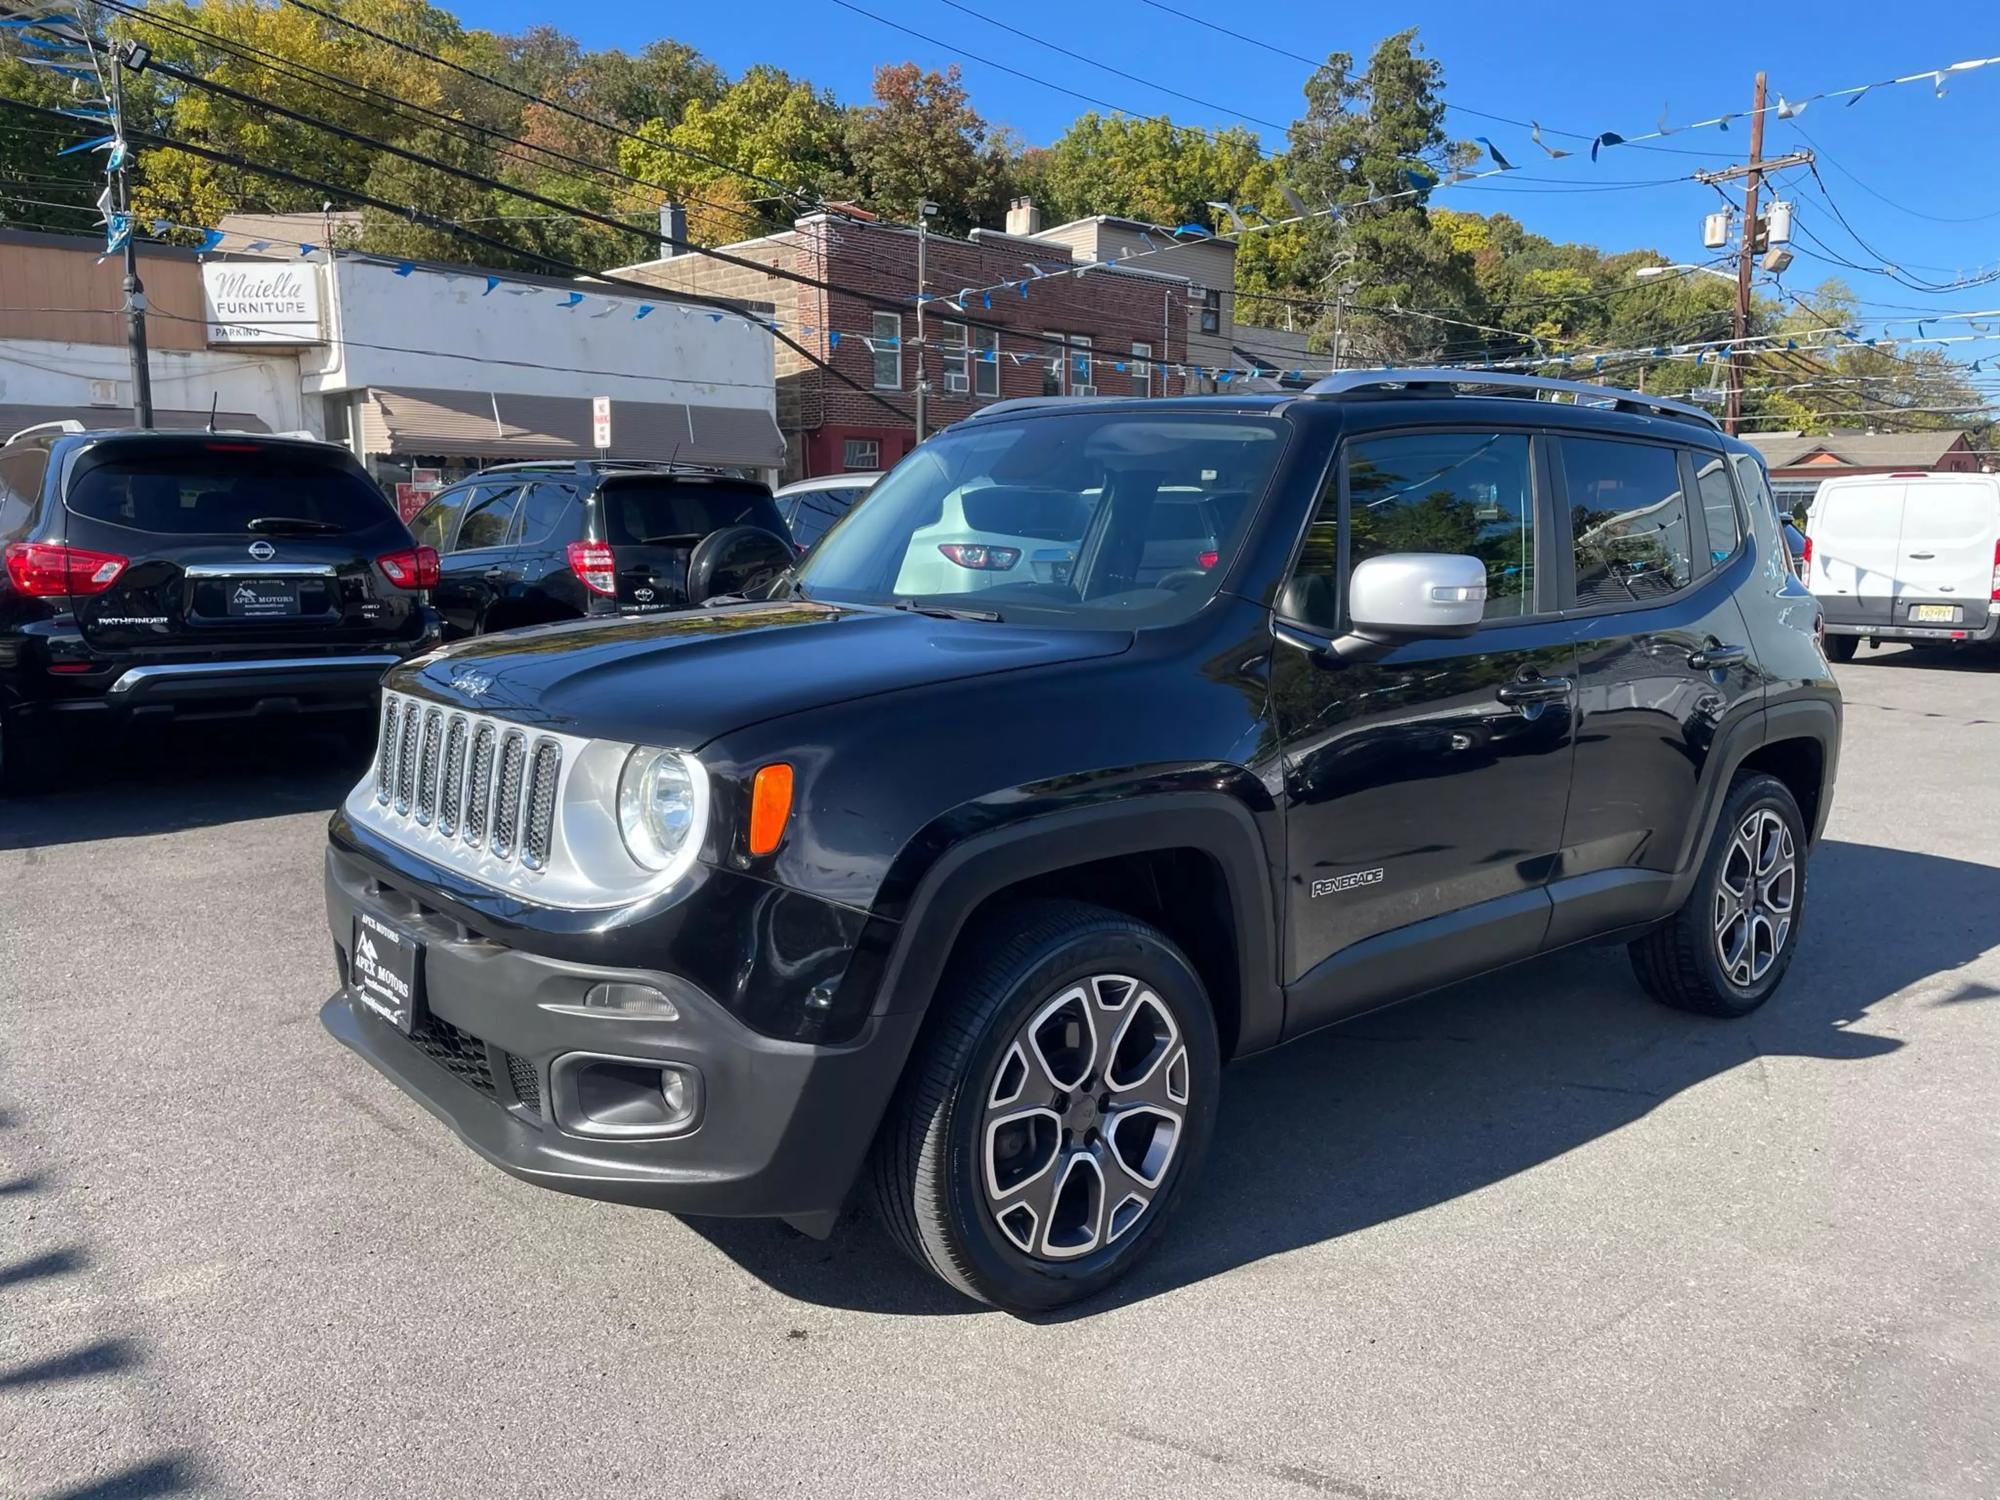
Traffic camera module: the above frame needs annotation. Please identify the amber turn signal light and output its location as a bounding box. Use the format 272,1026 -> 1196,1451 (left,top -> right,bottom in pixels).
748,763 -> 794,856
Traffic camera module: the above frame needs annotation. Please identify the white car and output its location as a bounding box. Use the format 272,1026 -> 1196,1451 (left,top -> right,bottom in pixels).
892,485 -> 1095,595
773,472 -> 882,553
1804,470 -> 2000,660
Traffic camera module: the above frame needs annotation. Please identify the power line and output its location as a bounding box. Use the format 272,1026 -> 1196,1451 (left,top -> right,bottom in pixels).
1786,122 -> 2000,225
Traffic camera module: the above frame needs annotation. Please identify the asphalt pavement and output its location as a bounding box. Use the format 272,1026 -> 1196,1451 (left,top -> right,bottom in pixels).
2,644 -> 1996,1499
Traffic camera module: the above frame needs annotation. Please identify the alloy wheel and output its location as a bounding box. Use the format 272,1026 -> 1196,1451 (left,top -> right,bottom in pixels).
1712,807 -> 1797,987
980,974 -> 1190,1261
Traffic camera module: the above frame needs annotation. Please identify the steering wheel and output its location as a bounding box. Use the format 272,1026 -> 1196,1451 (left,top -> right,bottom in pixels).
1154,568 -> 1211,592
688,525 -> 795,603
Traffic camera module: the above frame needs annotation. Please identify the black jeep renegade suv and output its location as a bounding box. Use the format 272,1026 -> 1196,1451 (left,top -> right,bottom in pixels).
321,372 -> 1840,1313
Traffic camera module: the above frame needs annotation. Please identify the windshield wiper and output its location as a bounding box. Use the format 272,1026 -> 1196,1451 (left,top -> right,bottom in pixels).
246,516 -> 343,534
889,598 -> 1004,623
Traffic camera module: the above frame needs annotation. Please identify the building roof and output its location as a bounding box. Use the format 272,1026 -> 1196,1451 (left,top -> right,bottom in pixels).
1740,429 -> 1970,469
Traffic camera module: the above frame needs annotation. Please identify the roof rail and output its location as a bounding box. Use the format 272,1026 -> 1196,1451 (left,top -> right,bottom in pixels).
4,418 -> 85,446
1303,368 -> 1723,432
961,394 -> 1116,422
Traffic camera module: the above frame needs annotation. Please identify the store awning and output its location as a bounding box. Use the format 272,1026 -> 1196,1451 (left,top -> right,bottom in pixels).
360,388 -> 786,469
1,404 -> 271,440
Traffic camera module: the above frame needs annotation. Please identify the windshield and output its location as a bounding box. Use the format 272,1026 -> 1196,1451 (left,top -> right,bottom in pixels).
794,410 -> 1285,625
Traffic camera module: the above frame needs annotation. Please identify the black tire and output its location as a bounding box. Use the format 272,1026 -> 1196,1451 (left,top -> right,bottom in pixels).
0,710 -> 55,796
869,898 -> 1221,1313
1629,772 -> 1808,1017
1823,635 -> 1858,663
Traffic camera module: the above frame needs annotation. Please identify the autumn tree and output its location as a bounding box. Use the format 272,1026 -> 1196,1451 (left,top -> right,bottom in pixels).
840,63 -> 1012,233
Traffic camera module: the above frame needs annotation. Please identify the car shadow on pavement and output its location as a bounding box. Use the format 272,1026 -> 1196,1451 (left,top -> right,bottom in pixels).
0,721 -> 366,850
689,837 -> 1995,1319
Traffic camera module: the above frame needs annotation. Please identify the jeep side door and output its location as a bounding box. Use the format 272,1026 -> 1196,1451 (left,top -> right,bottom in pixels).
1542,437 -> 1765,945
1273,425 -> 1578,1036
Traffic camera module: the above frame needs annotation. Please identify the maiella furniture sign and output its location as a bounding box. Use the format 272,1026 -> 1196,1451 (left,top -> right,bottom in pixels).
202,263 -> 323,345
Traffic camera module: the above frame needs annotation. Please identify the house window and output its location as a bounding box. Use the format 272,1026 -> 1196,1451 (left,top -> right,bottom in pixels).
1042,331 -> 1065,396
972,326 -> 999,397
1069,334 -> 1094,395
871,312 -> 901,390
1200,288 -> 1221,336
940,323 -> 970,395
842,438 -> 881,471
1132,341 -> 1153,398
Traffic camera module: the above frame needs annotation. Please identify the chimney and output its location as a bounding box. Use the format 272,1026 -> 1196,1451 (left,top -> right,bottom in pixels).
1005,196 -> 1041,237
659,203 -> 687,258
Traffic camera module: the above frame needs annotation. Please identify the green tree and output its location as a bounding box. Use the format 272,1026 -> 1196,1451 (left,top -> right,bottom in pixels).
840,63 -> 1012,234
0,37 -> 106,236
1021,112 -> 1268,229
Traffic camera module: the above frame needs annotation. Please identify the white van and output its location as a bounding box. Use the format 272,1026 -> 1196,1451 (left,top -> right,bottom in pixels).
1804,470 -> 2000,661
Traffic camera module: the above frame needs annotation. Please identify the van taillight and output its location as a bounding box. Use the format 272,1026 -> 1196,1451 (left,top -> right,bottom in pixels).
377,546 -> 439,589
1801,534 -> 1813,588
1991,538 -> 2000,602
3,541 -> 127,597
567,540 -> 617,596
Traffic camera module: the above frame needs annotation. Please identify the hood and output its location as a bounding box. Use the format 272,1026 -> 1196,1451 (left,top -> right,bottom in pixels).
394,600 -> 1132,747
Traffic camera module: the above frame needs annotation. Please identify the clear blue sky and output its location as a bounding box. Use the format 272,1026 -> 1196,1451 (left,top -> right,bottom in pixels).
458,0 -> 2000,341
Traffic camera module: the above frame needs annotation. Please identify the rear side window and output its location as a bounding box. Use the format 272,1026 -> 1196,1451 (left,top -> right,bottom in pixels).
1562,438 -> 1693,606
0,444 -> 49,536
1692,451 -> 1743,565
598,479 -> 784,545
1346,431 -> 1538,621
512,481 -> 577,544
66,447 -> 391,536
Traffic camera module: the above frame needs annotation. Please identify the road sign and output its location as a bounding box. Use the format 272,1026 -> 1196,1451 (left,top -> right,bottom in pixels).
592,396 -> 611,451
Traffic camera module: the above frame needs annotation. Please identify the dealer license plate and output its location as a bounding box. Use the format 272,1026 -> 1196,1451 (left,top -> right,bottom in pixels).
351,908 -> 424,1034
226,578 -> 301,617
1910,604 -> 1958,624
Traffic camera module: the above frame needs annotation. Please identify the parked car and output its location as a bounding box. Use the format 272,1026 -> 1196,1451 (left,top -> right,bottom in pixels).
410,461 -> 796,637
0,422 -> 441,792
1802,469 -> 2000,661
320,373 -> 1840,1313
774,472 -> 881,553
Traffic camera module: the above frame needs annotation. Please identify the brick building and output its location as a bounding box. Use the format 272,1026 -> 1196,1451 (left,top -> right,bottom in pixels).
609,207 -> 1191,480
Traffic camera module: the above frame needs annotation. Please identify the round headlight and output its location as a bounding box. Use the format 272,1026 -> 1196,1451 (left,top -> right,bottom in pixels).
617,749 -> 706,873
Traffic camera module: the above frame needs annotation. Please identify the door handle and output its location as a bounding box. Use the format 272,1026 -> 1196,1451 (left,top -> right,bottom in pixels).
1495,675 -> 1574,706
482,567 -> 509,581
1908,551 -> 1935,560
1688,643 -> 1747,670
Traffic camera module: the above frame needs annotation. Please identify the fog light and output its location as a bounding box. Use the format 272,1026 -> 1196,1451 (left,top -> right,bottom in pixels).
583,981 -> 678,1018
552,1053 -> 702,1138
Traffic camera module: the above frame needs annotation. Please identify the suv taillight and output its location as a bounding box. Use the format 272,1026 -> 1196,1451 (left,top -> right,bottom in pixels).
1800,534 -> 1813,588
567,540 -> 617,596
3,541 -> 127,597
377,546 -> 439,589
938,543 -> 1020,571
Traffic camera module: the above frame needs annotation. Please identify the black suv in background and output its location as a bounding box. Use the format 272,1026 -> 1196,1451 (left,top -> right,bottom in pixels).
0,424 -> 440,791
409,461 -> 796,637
321,373 -> 1840,1313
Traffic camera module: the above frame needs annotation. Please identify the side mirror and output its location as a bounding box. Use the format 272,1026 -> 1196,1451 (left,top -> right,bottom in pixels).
1279,553 -> 1489,665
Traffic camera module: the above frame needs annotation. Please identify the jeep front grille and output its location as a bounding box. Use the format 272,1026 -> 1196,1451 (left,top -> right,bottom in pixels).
365,693 -> 561,882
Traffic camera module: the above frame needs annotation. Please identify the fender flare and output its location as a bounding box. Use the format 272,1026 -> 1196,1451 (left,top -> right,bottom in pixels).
866,791 -> 1286,1058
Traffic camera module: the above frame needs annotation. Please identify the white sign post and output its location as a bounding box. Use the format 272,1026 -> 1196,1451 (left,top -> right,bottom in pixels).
591,396 -> 612,452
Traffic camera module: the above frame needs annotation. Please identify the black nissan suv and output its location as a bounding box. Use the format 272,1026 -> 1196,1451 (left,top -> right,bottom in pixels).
408,461 -> 794,638
320,373 -> 1841,1313
0,424 -> 441,790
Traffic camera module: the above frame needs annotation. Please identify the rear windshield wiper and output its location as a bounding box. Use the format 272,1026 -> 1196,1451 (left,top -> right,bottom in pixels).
246,516 -> 344,534
889,598 -> 1004,623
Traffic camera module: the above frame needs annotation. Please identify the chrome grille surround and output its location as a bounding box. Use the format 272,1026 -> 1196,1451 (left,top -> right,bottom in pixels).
346,690 -> 710,911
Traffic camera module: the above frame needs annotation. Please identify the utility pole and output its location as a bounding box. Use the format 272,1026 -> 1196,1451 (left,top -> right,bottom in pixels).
914,199 -> 936,443
108,42 -> 154,427
1691,78 -> 1812,434
1728,72 -> 1768,437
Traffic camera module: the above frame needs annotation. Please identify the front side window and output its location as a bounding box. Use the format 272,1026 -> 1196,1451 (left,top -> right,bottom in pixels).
871,313 -> 901,390
842,438 -> 880,471
410,487 -> 470,551
452,482 -> 523,551
1563,437 -> 1693,606
972,327 -> 1000,397
796,411 -> 1286,627
1348,433 -> 1537,620
1693,451 -> 1743,566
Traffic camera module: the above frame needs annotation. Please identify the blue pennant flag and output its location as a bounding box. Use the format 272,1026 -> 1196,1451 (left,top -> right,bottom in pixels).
635,305 -> 654,320
982,291 -> 992,309
393,262 -> 415,277
1173,222 -> 1209,238
1114,361 -> 1126,373
298,243 -> 316,257
147,219 -> 169,236
196,229 -> 224,253
1591,132 -> 1627,161
58,134 -> 116,156
1017,281 -> 1029,298
558,292 -> 583,308
708,312 -> 725,322
244,239 -> 270,253
483,275 -> 501,295
1474,137 -> 1515,172
828,331 -> 840,349
980,348 -> 996,362
104,213 -> 132,255
1404,164 -> 1439,191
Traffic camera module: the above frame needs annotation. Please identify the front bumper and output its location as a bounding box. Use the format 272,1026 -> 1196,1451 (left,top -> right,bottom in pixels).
321,846 -> 920,1222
